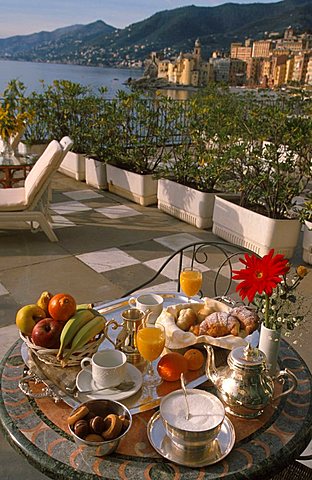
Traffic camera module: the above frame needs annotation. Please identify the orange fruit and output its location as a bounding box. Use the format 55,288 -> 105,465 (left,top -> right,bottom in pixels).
183,348 -> 205,371
157,352 -> 188,382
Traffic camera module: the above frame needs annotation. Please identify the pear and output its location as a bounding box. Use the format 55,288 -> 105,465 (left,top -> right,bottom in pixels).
36,291 -> 53,315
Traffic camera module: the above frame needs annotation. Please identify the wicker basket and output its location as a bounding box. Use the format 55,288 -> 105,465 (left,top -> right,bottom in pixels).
20,331 -> 105,367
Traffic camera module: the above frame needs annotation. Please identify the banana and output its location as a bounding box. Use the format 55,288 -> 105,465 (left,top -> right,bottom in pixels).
57,309 -> 96,360
61,315 -> 105,366
76,303 -> 94,310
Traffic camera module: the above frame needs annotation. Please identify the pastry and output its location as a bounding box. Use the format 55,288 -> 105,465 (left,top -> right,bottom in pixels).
102,414 -> 123,440
85,433 -> 104,442
231,306 -> 259,334
199,311 -> 240,337
74,419 -> 90,438
176,308 -> 197,331
67,405 -> 89,426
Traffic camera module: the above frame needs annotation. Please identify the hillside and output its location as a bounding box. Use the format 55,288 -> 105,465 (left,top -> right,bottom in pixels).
0,0 -> 311,66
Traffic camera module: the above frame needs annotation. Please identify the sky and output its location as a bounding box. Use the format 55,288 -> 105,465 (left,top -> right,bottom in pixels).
0,0 -> 281,38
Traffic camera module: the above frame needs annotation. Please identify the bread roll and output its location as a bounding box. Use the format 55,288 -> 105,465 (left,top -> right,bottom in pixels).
176,308 -> 197,331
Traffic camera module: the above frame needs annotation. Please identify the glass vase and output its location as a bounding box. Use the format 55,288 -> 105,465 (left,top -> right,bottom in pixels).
258,323 -> 281,376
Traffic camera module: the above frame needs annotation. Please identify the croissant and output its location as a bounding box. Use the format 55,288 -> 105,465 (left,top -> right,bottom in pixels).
199,311 -> 240,337
231,306 -> 259,334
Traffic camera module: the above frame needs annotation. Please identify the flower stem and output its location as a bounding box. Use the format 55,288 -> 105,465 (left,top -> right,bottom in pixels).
264,294 -> 270,329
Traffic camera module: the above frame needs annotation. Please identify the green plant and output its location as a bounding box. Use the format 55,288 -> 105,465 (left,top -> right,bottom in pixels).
293,193 -> 312,224
226,91 -> 312,219
104,91 -> 175,174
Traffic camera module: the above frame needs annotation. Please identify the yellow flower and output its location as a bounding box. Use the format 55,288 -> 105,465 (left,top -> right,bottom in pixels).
296,266 -> 308,278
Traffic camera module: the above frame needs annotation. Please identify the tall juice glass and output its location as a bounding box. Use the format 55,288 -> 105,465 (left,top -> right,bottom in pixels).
180,267 -> 202,301
136,323 -> 165,387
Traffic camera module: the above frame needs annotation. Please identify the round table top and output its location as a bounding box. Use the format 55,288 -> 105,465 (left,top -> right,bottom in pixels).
1,339 -> 312,480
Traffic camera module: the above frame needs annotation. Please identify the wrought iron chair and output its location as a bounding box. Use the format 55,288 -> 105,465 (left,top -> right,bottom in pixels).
123,240 -> 258,302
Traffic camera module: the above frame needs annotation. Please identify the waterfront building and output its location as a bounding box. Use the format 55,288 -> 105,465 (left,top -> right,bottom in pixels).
252,40 -> 272,58
156,39 -> 213,87
230,40 -> 252,62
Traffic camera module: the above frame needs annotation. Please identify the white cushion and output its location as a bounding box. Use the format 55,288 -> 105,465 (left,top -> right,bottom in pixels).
0,187 -> 26,211
25,140 -> 62,205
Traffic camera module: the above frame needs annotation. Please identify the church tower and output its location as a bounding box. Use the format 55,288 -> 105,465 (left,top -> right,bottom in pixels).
193,38 -> 201,69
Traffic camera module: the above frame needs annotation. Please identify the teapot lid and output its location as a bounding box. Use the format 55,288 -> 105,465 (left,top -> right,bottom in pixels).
229,343 -> 266,370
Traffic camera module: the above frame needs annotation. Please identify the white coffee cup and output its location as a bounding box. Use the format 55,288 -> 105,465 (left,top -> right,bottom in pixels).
80,349 -> 127,389
128,293 -> 163,323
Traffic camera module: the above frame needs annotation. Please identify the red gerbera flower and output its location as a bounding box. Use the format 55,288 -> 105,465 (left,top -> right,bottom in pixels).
232,249 -> 289,303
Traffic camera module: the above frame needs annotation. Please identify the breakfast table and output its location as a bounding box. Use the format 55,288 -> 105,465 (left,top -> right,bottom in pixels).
0,293 -> 312,480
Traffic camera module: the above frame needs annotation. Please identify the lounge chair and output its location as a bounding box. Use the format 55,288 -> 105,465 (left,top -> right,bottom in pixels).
0,136 -> 73,242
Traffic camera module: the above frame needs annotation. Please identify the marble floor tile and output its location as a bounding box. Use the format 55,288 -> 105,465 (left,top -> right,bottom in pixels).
63,189 -> 103,200
51,215 -> 76,228
76,247 -> 140,273
144,255 -> 210,280
154,233 -> 203,251
95,205 -> 142,219
0,283 -> 9,295
50,201 -> 92,215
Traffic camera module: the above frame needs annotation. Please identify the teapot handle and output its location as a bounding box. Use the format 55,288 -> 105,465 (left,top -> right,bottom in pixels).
272,368 -> 298,403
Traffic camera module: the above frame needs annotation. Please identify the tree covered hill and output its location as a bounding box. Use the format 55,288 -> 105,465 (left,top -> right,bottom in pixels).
0,0 -> 311,66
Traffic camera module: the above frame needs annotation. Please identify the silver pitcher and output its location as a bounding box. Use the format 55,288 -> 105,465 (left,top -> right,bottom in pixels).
104,308 -> 149,364
205,343 -> 298,418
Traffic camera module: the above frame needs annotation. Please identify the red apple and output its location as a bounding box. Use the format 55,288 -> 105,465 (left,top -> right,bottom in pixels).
31,318 -> 64,349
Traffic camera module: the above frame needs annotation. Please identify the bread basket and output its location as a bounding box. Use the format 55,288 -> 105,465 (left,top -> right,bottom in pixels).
20,331 -> 105,367
155,298 -> 255,351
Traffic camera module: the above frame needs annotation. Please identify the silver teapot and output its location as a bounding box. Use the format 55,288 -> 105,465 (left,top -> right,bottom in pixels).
205,344 -> 298,418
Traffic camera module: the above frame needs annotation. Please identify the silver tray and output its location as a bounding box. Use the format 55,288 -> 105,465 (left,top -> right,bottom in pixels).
147,411 -> 235,467
21,293 -> 210,414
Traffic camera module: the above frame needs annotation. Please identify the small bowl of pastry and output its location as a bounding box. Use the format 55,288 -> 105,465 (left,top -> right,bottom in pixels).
155,297 -> 259,351
67,399 -> 132,456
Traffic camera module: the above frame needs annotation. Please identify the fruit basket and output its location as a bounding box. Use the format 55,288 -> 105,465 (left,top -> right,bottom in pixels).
155,297 -> 259,351
20,331 -> 106,367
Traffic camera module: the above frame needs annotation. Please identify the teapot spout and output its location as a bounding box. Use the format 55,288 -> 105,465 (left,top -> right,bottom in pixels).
204,345 -> 218,383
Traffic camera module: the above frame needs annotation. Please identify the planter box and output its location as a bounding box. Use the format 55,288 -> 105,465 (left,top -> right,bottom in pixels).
212,196 -> 301,258
157,178 -> 221,229
106,164 -> 157,206
58,151 -> 86,181
85,157 -> 107,190
303,221 -> 312,265
18,142 -> 48,156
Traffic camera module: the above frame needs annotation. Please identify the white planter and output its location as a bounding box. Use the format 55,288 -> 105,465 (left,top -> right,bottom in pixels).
85,157 -> 107,190
302,221 -> 312,265
212,196 -> 301,258
157,179 -> 237,229
18,142 -> 48,156
106,164 -> 157,206
258,324 -> 281,375
58,151 -> 86,181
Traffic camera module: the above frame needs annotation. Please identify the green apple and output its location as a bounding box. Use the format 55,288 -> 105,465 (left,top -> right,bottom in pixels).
16,304 -> 46,336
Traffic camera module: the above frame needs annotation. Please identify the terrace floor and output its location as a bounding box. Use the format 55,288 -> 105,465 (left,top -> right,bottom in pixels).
0,172 -> 311,479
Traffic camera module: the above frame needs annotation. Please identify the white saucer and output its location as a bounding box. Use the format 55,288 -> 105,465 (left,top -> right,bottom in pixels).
76,363 -> 143,401
147,412 -> 235,467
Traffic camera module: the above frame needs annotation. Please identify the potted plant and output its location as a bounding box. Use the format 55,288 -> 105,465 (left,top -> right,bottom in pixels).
157,85 -> 239,228
212,91 -> 312,258
105,91 -> 173,206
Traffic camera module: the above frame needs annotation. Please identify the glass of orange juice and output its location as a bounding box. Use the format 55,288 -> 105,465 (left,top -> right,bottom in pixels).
136,322 -> 165,387
180,266 -> 203,301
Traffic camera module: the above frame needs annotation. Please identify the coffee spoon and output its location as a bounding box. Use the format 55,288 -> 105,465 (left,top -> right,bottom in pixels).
66,380 -> 135,396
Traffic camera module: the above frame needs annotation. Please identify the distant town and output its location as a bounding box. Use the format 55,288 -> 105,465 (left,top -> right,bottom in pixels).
142,27 -> 312,90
